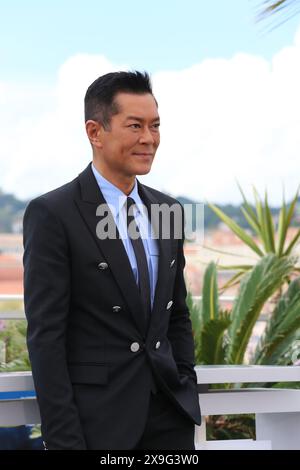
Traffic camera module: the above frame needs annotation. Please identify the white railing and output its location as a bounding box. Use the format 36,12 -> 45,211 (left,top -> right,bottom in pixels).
0,294 -> 24,320
1,367 -> 300,449
195,365 -> 300,450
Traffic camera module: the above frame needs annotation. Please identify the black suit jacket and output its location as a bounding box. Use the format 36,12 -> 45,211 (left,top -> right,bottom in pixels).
23,162 -> 201,450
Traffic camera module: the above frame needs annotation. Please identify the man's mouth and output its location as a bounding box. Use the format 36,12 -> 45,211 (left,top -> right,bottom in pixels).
133,152 -> 153,157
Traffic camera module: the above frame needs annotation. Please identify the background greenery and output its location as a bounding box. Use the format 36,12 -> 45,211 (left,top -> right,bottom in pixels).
0,300 -> 30,372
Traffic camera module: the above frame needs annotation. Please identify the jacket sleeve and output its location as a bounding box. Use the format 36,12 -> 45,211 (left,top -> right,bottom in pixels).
23,197 -> 87,450
167,203 -> 197,385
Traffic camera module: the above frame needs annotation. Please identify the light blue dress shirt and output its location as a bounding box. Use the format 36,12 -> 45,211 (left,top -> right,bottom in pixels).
92,163 -> 159,308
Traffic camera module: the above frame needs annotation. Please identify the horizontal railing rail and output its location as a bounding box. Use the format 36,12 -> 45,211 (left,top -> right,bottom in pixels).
0,294 -> 25,320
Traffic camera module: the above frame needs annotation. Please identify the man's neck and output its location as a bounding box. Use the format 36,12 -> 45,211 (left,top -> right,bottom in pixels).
92,160 -> 135,196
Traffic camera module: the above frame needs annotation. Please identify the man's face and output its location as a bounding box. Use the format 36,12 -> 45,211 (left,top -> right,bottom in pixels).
95,92 -> 160,181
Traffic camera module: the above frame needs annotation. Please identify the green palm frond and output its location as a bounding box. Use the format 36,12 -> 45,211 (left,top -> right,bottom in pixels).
253,278 -> 300,364
259,0 -> 287,15
207,184 -> 300,286
253,187 -> 271,252
277,187 -> 299,255
264,191 -> 276,252
208,201 -> 264,257
240,207 -> 260,235
186,291 -> 202,361
284,228 -> 300,256
237,181 -> 260,232
217,264 -> 255,271
276,193 -> 287,255
187,291 -> 201,336
202,244 -> 258,260
199,313 -> 231,365
201,262 -> 219,323
226,255 -> 294,364
218,270 -> 250,294
258,0 -> 300,20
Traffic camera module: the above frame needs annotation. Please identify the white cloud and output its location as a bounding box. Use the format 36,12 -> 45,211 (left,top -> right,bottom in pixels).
0,55 -> 126,200
1,32 -> 300,205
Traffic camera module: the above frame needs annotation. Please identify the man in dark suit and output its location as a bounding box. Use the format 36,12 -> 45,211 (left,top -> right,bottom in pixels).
23,71 -> 201,450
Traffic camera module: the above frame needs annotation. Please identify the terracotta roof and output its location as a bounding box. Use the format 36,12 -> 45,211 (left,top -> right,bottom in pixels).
0,252 -> 23,294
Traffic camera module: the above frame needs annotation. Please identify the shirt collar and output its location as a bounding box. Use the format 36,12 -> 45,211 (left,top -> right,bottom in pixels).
91,163 -> 142,216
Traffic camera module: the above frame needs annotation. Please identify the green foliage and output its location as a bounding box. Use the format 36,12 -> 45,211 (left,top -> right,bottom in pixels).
190,253 -> 300,440
30,424 -> 42,439
208,201 -> 263,257
177,195 -> 281,232
199,184 -> 300,368
227,255 -> 295,364
201,262 -> 219,323
254,278 -> 300,364
0,320 -> 30,372
200,315 -> 231,365
186,291 -> 202,361
208,185 -> 300,290
191,255 -> 300,367
206,415 -> 256,441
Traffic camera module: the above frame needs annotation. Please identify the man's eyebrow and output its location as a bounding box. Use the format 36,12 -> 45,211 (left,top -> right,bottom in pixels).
125,115 -> 160,122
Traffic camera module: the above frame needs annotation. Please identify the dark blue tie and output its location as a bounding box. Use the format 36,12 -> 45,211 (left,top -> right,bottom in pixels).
126,197 -> 151,325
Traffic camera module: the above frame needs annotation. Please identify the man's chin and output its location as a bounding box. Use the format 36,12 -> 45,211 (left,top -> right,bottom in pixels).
135,164 -> 153,176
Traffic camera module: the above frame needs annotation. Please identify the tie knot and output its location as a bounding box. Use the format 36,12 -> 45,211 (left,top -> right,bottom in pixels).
126,197 -> 137,218
126,196 -> 136,209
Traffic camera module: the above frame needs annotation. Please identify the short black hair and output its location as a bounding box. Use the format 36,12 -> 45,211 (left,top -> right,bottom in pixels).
84,70 -> 155,129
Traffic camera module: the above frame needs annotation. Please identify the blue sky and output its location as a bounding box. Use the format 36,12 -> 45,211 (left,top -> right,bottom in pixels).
1,1 -> 300,204
1,0 -> 300,81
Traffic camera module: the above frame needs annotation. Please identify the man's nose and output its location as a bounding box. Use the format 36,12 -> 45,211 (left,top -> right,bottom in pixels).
139,127 -> 155,144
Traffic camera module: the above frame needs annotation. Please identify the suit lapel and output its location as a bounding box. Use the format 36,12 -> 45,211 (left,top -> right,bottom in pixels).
74,163 -> 147,334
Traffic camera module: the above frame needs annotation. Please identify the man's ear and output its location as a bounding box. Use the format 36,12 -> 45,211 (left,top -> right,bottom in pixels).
85,120 -> 104,148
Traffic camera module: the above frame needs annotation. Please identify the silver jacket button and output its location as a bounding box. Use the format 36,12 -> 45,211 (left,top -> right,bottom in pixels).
130,342 -> 140,353
155,341 -> 161,350
98,262 -> 108,270
170,259 -> 175,268
112,305 -> 122,313
166,300 -> 173,310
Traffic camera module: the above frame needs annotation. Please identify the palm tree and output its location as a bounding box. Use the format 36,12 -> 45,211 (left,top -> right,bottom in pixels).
189,254 -> 300,368
207,185 -> 300,290
188,255 -> 300,439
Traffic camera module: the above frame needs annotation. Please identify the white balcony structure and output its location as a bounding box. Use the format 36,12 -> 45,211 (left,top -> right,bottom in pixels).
195,365 -> 300,450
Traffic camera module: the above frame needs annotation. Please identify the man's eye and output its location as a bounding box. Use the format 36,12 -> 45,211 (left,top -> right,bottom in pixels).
129,123 -> 141,129
153,123 -> 160,129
